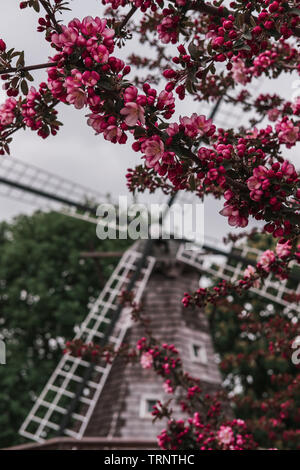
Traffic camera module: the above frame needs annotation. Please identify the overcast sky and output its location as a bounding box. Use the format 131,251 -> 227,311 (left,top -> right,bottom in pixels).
0,1 -> 298,242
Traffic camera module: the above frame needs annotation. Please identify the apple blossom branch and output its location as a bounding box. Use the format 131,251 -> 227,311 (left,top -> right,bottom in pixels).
188,0 -> 300,38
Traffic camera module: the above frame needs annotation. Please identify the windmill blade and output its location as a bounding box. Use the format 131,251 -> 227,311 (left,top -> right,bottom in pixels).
176,240 -> 300,314
0,155 -> 113,216
198,75 -> 264,130
19,244 -> 156,443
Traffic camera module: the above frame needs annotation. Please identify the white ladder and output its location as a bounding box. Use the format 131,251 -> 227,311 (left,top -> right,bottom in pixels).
19,246 -> 155,443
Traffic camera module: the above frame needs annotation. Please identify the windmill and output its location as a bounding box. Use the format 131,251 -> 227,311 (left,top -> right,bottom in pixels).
3,76 -> 289,449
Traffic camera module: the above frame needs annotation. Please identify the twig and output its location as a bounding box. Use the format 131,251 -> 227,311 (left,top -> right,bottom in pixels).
0,62 -> 56,75
39,0 -> 62,33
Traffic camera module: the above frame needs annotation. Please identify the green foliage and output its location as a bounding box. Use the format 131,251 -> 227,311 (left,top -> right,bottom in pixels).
0,211 -> 131,448
207,234 -> 300,449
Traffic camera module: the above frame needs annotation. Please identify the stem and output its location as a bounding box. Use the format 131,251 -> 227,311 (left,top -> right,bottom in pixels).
2,125 -> 24,139
119,6 -> 137,30
0,62 -> 56,75
39,0 -> 62,33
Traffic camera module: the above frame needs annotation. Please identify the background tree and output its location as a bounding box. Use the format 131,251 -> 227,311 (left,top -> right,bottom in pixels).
206,234 -> 300,449
0,210 -> 130,447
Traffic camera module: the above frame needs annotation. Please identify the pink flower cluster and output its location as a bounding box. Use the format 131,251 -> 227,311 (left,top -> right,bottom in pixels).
219,203 -> 248,228
179,113 -> 216,138
232,59 -> 248,85
247,161 -> 297,208
158,416 -> 257,450
275,118 -> 300,147
258,249 -> 276,272
0,84 -> 59,145
247,165 -> 270,202
157,14 -> 180,44
275,240 -> 291,258
253,50 -> 277,76
51,16 -> 114,57
163,379 -> 174,394
140,351 -> 153,369
137,338 -> 181,379
244,265 -> 260,288
0,97 -> 17,126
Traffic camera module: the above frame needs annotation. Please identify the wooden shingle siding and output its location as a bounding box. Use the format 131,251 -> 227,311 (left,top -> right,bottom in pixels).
84,242 -> 222,440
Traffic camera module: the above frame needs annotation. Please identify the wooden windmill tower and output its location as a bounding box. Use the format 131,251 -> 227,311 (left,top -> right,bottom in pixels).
16,228 -> 300,450
0,78 -> 271,449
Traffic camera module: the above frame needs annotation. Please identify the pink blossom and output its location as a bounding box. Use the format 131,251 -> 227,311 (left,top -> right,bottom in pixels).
235,419 -> 246,427
103,125 -> 123,143
51,26 -> 78,53
65,71 -> 83,93
0,39 -> 6,52
141,136 -> 164,168
281,160 -> 296,177
91,44 -> 109,63
244,265 -> 260,288
247,166 -> 269,201
232,59 -> 248,85
217,426 -> 234,446
81,16 -> 108,37
219,204 -> 248,228
157,90 -> 174,109
157,16 -> 179,44
87,114 -> 104,133
276,240 -> 291,258
192,114 -> 215,136
292,96 -> 300,114
268,108 -> 280,121
258,249 -> 276,271
120,102 -> 145,126
253,52 -> 272,72
82,71 -> 100,87
275,118 -> 299,146
180,113 -> 215,138
66,88 -> 87,109
123,86 -> 138,103
166,122 -> 180,137
0,98 -> 17,126
140,352 -> 153,369
163,379 -> 174,394
197,147 -> 212,160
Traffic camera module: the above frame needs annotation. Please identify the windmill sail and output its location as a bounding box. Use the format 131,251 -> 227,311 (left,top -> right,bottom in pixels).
0,155 -> 111,218
19,245 -> 155,443
176,240 -> 300,314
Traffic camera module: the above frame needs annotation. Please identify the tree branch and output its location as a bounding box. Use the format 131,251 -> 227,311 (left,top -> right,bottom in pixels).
119,6 -> 137,30
189,1 -> 227,18
188,1 -> 300,38
39,0 -> 62,33
0,62 -> 56,76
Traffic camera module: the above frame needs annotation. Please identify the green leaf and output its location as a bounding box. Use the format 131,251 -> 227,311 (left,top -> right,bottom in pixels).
16,51 -> 25,68
31,0 -> 40,12
188,42 -> 200,60
21,79 -> 29,96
